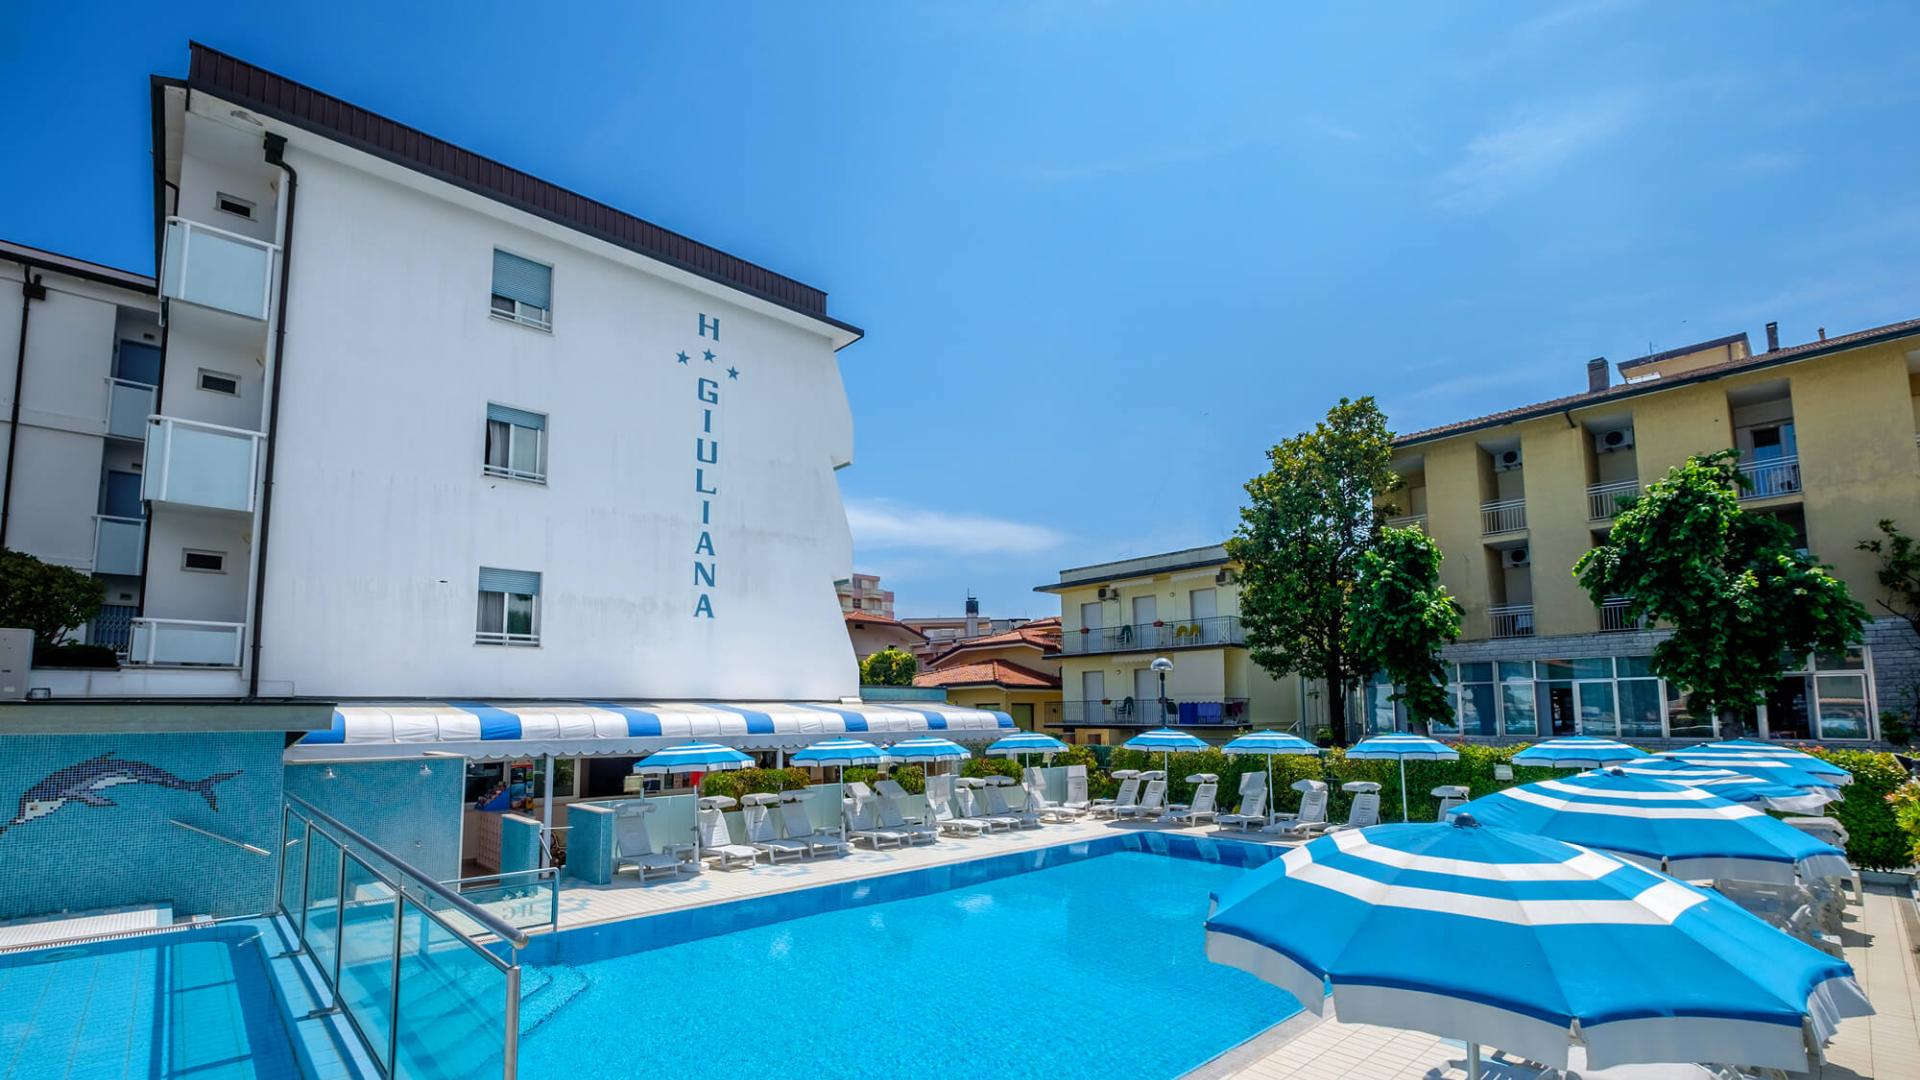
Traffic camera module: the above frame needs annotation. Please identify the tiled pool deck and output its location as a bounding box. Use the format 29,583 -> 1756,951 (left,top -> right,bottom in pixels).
544,817 -> 1920,1080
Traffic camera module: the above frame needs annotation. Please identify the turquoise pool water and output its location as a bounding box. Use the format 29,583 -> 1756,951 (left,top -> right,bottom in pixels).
0,923 -> 299,1080
519,835 -> 1301,1080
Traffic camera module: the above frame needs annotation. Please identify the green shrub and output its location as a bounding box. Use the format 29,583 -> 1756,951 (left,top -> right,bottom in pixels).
961,757 -> 1021,780
700,767 -> 811,801
1803,747 -> 1912,870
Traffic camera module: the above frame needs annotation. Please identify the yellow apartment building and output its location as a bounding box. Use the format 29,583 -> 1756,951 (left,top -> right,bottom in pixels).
1037,545 -> 1312,745
1386,316 -> 1920,744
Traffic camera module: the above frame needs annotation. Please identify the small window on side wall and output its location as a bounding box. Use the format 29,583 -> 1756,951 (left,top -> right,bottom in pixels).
490,249 -> 552,330
484,404 -> 547,483
198,369 -> 241,396
476,567 -> 541,646
215,192 -> 255,220
182,549 -> 226,573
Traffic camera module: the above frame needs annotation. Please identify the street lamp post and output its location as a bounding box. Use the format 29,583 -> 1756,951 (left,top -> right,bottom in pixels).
1151,656 -> 1173,726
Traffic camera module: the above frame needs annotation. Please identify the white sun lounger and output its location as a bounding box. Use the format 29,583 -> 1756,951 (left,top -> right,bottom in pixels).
956,779 -> 1021,830
741,793 -> 811,863
1433,784 -> 1471,818
1217,773 -> 1269,831
981,776 -> 1042,828
842,785 -> 909,850
1021,767 -> 1082,822
1090,770 -> 1141,818
1325,781 -> 1382,834
1265,780 -> 1330,838
696,796 -> 763,871
1061,765 -> 1094,817
924,775 -> 992,836
866,781 -> 938,844
1165,773 -> 1220,826
1114,774 -> 1169,820
779,793 -> 850,857
612,803 -> 695,882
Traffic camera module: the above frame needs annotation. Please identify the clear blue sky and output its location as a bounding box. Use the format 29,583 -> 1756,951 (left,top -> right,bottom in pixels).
7,3 -> 1919,619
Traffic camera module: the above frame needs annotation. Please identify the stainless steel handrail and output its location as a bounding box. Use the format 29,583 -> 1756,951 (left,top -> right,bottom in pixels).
169,818 -> 271,857
285,792 -> 529,949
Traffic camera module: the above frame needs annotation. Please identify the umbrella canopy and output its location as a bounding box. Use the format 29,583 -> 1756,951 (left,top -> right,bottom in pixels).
1123,728 -> 1209,753
884,736 -> 971,764
1223,731 -> 1323,756
1205,817 -> 1870,1072
1654,749 -> 1845,794
1451,770 -> 1850,884
788,738 -> 888,769
1663,739 -> 1851,784
985,732 -> 1069,757
632,741 -> 754,775
1347,734 -> 1459,821
1512,736 -> 1648,768
1603,758 -> 1834,814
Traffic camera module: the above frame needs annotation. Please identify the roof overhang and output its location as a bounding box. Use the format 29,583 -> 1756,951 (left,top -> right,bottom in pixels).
0,700 -> 335,734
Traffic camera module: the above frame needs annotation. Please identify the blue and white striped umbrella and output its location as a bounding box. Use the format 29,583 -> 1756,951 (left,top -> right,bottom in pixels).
632,742 -> 754,775
1204,817 -> 1871,1073
1123,728 -> 1209,752
985,732 -> 1069,757
1451,770 -> 1850,884
1654,749 -> 1846,794
1666,739 -> 1852,784
1222,731 -> 1323,756
1513,736 -> 1648,768
788,738 -> 888,769
1347,733 -> 1459,821
885,736 -> 971,765
1603,758 -> 1834,814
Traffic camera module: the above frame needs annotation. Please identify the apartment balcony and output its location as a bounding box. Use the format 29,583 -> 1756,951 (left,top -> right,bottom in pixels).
127,618 -> 246,668
1586,479 -> 1638,521
1488,603 -> 1534,639
1599,597 -> 1647,633
1060,616 -> 1243,656
1481,498 -> 1527,535
93,515 -> 145,576
1061,697 -> 1249,728
142,416 -> 264,513
105,378 -> 156,440
160,217 -> 276,321
1737,455 -> 1801,501
1386,514 -> 1427,532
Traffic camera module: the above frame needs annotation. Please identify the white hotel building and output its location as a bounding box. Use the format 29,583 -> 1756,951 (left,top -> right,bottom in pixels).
1,44 -> 1012,756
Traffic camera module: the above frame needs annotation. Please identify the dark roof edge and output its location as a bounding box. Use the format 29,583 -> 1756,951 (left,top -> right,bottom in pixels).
181,43 -> 863,344
1618,331 -> 1750,371
1396,319 -> 1920,449
1034,553 -> 1232,593
0,239 -> 156,293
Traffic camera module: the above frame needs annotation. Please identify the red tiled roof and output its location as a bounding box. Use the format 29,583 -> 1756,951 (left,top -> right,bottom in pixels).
929,624 -> 1062,666
913,660 -> 1061,691
1396,316 -> 1920,446
844,610 -> 928,641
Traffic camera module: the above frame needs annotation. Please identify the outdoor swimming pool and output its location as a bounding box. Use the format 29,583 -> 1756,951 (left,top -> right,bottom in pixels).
518,833 -> 1301,1080
0,922 -> 299,1080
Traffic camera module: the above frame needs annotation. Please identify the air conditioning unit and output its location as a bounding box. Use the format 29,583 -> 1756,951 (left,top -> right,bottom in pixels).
1494,449 -> 1524,472
1214,569 -> 1236,585
1504,547 -> 1530,569
1097,586 -> 1119,601
1594,429 -> 1634,454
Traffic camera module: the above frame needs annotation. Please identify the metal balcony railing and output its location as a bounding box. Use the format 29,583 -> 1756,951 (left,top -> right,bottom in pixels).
1599,597 -> 1645,632
1586,479 -> 1638,520
1061,615 -> 1244,655
106,377 -> 156,440
160,216 -> 277,320
127,617 -> 246,667
142,415 -> 265,513
1386,514 -> 1428,532
1481,498 -> 1527,535
1488,603 -> 1534,639
1737,455 -> 1801,500
89,604 -> 137,652
93,514 -> 145,576
1061,697 -> 1249,727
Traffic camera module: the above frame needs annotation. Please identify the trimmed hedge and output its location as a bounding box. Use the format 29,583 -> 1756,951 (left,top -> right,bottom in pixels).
1802,747 -> 1912,870
699,767 -> 811,801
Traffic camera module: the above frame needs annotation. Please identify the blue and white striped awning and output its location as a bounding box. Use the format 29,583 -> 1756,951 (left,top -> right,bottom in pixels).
285,700 -> 1016,761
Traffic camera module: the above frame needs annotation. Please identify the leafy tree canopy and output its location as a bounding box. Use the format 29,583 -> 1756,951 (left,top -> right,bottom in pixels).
0,548 -> 105,647
1349,525 -> 1462,732
1859,518 -> 1920,637
860,646 -> 918,686
1574,449 -> 1865,722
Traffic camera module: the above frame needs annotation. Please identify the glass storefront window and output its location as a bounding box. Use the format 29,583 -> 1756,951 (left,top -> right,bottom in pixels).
1458,682 -> 1497,737
1666,685 -> 1715,739
1457,662 -> 1493,683
1618,680 -> 1663,739
1501,681 -> 1538,736
1814,674 -> 1869,740
1577,681 -> 1617,737
1617,655 -> 1655,678
1538,681 -> 1577,736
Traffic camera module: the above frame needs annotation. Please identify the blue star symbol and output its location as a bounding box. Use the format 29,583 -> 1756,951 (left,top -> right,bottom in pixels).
675,351 -> 689,364
727,366 -> 740,380
703,349 -> 717,363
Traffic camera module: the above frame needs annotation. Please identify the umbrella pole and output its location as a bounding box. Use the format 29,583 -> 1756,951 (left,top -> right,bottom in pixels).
1400,757 -> 1410,822
541,753 -> 556,868
1466,1044 -> 1481,1080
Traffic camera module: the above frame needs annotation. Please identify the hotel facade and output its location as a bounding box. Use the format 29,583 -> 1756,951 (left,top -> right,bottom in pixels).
1385,319 -> 1920,745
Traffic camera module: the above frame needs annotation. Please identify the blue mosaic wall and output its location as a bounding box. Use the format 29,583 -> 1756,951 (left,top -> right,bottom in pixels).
0,733 -> 284,920
285,759 -> 465,883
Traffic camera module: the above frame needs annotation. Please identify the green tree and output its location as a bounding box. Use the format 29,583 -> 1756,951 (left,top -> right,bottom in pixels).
0,548 -> 106,647
1348,526 -> 1461,734
1574,449 -> 1866,728
1858,518 -> 1920,637
859,646 -> 918,686
1228,397 -> 1397,746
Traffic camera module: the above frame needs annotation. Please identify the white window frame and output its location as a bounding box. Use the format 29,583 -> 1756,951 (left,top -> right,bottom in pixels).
476,577 -> 541,646
181,548 -> 227,574
197,368 -> 242,396
489,249 -> 553,331
483,406 -> 548,484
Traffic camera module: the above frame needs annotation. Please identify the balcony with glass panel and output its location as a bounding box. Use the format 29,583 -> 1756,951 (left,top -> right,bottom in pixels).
127,618 -> 246,667
160,217 -> 277,321
1060,616 -> 1244,656
105,378 -> 156,440
93,515 -> 145,576
142,415 -> 265,513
